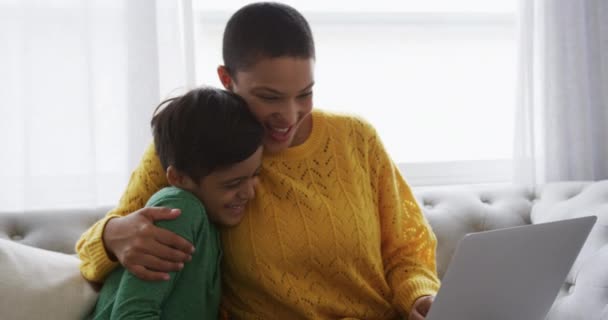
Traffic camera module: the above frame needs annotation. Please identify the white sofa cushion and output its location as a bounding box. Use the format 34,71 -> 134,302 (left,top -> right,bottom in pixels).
0,238 -> 98,320
532,181 -> 608,320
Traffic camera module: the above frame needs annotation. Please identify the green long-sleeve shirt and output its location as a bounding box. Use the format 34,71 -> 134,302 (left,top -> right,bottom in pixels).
88,187 -> 222,320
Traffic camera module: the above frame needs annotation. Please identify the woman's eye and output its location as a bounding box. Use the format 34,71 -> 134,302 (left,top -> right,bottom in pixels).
298,92 -> 313,99
259,95 -> 280,101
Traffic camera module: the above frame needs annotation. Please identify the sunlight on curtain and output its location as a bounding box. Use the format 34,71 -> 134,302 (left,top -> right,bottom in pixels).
0,0 -> 192,211
515,0 -> 608,184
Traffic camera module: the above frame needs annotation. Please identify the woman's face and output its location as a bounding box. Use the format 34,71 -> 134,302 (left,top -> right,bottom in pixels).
219,57 -> 315,154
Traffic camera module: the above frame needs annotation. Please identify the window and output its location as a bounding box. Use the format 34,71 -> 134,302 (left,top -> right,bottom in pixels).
193,0 -> 517,185
0,0 -> 517,211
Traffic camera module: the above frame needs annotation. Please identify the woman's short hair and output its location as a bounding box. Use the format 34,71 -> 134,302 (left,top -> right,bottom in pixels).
222,2 -> 315,76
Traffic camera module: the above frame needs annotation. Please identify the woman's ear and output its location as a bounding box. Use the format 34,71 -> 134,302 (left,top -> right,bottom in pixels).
217,65 -> 233,90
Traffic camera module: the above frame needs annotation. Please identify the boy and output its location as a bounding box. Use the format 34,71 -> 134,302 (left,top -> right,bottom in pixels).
88,87 -> 264,319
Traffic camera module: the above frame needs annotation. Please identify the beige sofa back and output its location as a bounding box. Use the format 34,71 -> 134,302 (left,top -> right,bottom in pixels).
1,181 -> 607,319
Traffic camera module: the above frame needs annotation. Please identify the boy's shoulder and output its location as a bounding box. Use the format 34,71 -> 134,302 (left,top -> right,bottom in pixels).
147,186 -> 201,207
146,186 -> 213,242
146,186 -> 208,224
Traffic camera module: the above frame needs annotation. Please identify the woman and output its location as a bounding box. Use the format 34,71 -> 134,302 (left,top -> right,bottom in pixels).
77,2 -> 440,319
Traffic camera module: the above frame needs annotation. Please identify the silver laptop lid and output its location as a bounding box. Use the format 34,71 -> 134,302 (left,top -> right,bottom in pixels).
426,215 -> 597,320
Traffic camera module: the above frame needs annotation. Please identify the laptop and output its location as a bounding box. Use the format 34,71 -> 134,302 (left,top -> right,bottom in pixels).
426,215 -> 597,320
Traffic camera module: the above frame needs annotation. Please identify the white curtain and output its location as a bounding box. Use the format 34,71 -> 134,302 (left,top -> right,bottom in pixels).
515,0 -> 608,185
0,0 -> 195,211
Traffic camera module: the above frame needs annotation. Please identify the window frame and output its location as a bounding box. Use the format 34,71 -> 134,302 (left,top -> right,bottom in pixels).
195,9 -> 517,186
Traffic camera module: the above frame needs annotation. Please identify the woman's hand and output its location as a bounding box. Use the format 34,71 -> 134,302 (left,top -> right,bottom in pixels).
409,295 -> 434,320
103,207 -> 195,281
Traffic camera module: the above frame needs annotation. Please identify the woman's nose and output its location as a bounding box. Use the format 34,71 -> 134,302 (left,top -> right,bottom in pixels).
274,101 -> 299,125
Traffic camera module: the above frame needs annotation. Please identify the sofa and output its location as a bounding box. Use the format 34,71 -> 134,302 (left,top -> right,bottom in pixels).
1,180 -> 607,319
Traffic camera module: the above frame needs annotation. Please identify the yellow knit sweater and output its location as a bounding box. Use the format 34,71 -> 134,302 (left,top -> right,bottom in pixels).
76,110 -> 440,319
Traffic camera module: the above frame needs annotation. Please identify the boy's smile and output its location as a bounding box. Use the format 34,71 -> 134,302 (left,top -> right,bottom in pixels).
191,146 -> 263,226
167,146 -> 263,227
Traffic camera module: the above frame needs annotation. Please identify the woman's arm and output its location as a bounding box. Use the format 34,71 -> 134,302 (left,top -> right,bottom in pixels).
76,143 -> 193,282
366,125 -> 440,316
108,196 -> 205,320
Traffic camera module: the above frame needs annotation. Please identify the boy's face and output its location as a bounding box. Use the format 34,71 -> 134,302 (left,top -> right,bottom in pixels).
192,146 -> 263,227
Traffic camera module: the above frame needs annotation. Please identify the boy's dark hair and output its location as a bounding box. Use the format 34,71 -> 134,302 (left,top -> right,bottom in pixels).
151,87 -> 263,182
222,2 -> 315,77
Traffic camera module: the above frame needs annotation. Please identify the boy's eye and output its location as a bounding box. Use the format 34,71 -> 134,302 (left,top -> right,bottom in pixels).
224,180 -> 241,189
